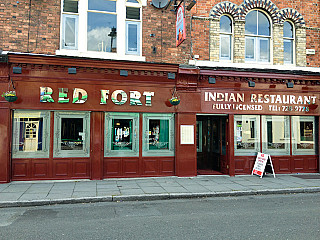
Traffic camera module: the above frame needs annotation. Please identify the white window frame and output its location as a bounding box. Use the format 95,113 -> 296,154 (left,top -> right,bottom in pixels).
245,10 -> 272,64
283,20 -> 295,65
219,15 -> 233,61
61,14 -> 79,50
57,0 -> 146,61
126,19 -> 141,55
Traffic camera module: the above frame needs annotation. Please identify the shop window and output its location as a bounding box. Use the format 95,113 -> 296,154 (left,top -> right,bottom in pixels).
142,113 -> 175,156
292,116 -> 317,155
54,111 -> 90,158
105,112 -> 139,157
245,10 -> 271,63
234,115 -> 260,156
12,110 -> 50,158
60,0 -> 143,58
262,116 -> 290,155
283,21 -> 294,65
220,15 -> 232,61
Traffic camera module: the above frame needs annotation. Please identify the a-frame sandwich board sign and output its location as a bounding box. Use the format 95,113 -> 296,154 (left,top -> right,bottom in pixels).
252,152 -> 276,178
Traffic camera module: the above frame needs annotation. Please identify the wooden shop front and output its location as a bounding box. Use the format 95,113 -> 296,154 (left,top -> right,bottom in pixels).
194,68 -> 320,175
0,53 -> 319,183
0,53 -> 195,182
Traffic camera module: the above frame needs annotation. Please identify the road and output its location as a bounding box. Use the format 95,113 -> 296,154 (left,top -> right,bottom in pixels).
0,193 -> 319,240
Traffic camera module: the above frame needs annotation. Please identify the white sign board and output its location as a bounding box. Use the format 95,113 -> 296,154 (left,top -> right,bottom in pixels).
180,125 -> 194,144
252,152 -> 275,178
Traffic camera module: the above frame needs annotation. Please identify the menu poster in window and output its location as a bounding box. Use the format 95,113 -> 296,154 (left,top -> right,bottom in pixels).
180,125 -> 194,145
252,152 -> 276,178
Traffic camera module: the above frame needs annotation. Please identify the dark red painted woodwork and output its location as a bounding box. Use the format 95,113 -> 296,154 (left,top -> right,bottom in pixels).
12,158 -> 90,180
0,108 -> 10,183
90,111 -> 104,180
234,155 -> 318,175
175,113 -> 197,177
103,157 -> 174,178
228,115 -> 235,176
1,54 -> 320,183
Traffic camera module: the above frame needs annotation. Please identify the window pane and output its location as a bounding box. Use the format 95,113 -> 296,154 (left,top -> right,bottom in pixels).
64,16 -> 76,47
127,23 -> 138,52
64,0 -> 78,13
298,121 -> 314,149
245,11 -> 257,35
61,118 -> 83,150
234,115 -> 260,155
220,34 -> 231,59
259,38 -> 270,61
17,118 -> 44,152
283,21 -> 293,38
87,12 -> 117,52
284,40 -> 293,64
149,119 -> 169,150
112,119 -> 133,150
220,15 -> 232,33
258,11 -> 270,36
245,37 -> 255,60
126,7 -> 140,20
127,0 -> 139,3
265,116 -> 290,151
292,116 -> 316,155
88,0 -> 116,12
236,120 -> 255,149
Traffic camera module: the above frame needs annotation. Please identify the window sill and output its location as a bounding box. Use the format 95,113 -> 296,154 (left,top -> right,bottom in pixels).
56,49 -> 146,62
190,60 -> 320,74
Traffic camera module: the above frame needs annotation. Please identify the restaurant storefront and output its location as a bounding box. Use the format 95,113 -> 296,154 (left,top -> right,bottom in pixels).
0,53 -> 319,183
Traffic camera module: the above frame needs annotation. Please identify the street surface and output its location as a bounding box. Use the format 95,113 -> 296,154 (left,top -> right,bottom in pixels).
0,193 -> 319,240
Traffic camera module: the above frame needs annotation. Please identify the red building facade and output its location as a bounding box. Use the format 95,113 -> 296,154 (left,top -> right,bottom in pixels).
0,0 -> 319,182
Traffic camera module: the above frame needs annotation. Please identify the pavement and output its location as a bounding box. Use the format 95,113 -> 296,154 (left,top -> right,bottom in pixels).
0,174 -> 320,208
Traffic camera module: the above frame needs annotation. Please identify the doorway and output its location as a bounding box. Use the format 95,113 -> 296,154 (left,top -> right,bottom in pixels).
196,115 -> 228,175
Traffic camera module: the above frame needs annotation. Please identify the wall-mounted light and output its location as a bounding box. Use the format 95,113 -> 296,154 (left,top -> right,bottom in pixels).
120,70 -> 128,77
208,77 -> 216,84
186,0 -> 196,11
13,67 -> 22,74
248,80 -> 255,87
286,82 -> 294,88
68,68 -> 77,74
168,72 -> 176,79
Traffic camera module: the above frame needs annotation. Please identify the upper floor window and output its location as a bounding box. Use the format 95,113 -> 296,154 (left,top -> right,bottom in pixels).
283,21 -> 294,64
220,15 -> 232,61
60,0 -> 143,58
62,0 -> 79,50
245,10 -> 271,63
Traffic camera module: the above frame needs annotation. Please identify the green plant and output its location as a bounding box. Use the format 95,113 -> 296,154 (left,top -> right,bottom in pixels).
1,90 -> 16,97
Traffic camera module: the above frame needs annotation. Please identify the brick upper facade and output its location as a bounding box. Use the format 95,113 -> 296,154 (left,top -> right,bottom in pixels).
0,0 -> 319,67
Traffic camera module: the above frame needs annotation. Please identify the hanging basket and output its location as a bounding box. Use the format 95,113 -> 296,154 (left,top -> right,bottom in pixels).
4,95 -> 18,102
169,97 -> 180,106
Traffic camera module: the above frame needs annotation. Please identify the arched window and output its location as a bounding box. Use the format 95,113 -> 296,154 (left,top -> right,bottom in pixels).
245,10 -> 271,62
220,15 -> 232,60
283,21 -> 294,64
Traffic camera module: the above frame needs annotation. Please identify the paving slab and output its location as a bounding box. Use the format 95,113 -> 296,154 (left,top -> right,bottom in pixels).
140,186 -> 167,194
